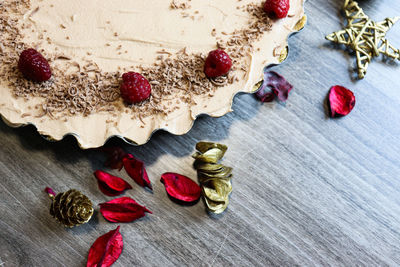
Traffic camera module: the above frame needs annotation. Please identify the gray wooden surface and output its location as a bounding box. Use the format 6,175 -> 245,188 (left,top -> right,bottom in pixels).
1,0 -> 400,266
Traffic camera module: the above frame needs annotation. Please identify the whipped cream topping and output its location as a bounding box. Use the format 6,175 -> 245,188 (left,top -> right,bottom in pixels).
0,0 -> 305,148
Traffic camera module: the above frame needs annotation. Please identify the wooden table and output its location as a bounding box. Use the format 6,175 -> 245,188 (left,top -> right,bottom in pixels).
1,0 -> 400,266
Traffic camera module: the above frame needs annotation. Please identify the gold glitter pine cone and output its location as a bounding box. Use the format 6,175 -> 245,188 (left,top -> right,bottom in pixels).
49,189 -> 94,227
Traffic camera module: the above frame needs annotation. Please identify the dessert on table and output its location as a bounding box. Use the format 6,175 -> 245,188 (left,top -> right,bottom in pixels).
0,0 -> 305,148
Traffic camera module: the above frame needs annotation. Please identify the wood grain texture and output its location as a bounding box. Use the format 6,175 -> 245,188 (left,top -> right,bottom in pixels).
1,0 -> 400,266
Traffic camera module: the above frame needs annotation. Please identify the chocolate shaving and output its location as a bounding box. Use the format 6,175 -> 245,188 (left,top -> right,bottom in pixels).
210,75 -> 229,87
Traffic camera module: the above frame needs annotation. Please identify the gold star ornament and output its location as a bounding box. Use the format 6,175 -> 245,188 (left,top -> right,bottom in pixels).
326,0 -> 400,79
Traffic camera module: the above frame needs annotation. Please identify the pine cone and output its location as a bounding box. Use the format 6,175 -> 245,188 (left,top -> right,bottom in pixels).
50,189 -> 94,227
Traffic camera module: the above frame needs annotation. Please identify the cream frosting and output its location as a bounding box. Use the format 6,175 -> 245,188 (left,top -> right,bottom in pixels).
0,0 -> 305,148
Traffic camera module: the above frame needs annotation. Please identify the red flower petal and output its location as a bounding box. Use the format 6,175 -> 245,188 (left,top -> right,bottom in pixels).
256,89 -> 275,102
87,226 -> 123,267
256,75 -> 275,103
123,154 -> 152,190
100,147 -> 127,170
94,170 -> 132,196
99,197 -> 152,223
160,173 -> 201,203
328,85 -> 356,117
256,71 -> 293,102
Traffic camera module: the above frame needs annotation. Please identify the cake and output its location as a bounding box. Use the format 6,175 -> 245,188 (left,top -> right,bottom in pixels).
0,0 -> 305,148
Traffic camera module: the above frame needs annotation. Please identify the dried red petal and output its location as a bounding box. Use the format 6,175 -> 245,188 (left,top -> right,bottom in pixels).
99,197 -> 152,223
122,154 -> 152,190
94,170 -> 132,196
256,71 -> 293,102
160,173 -> 201,203
256,88 -> 275,102
100,147 -> 127,170
256,75 -> 275,103
87,226 -> 123,267
328,85 -> 356,117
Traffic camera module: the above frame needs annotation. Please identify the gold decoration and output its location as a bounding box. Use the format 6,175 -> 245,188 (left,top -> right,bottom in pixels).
252,81 -> 263,93
193,142 -> 232,214
278,46 -> 288,63
47,189 -> 94,227
326,0 -> 400,79
294,15 -> 307,31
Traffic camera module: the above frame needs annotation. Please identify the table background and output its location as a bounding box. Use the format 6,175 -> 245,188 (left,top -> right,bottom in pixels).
1,0 -> 400,266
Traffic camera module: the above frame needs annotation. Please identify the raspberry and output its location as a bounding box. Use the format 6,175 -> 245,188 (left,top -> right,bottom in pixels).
120,72 -> 151,104
18,48 -> 52,82
204,49 -> 232,78
263,0 -> 290,19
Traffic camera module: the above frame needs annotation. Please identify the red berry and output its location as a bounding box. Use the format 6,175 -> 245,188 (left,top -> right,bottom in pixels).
18,48 -> 52,82
120,72 -> 151,104
204,49 -> 232,78
264,0 -> 290,19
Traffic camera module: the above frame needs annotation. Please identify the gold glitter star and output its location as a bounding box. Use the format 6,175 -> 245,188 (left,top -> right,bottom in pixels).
326,0 -> 400,79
